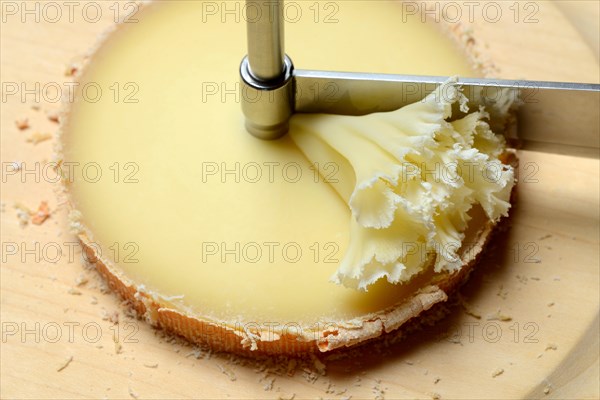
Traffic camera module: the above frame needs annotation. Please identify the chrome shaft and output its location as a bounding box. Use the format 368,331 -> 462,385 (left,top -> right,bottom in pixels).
246,0 -> 285,81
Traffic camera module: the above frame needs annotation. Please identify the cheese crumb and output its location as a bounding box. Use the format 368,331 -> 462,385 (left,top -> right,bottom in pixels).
128,387 -> 139,399
31,201 -> 51,225
458,295 -> 482,319
263,377 -> 275,391
543,386 -> 551,395
75,275 -> 89,287
65,63 -> 79,77
57,356 -> 73,372
16,118 -> 30,130
545,343 -> 558,351
286,358 -> 297,376
26,132 -> 53,145
14,203 -> 32,227
114,332 -> 123,354
47,110 -> 60,123
486,309 -> 512,322
218,364 -> 237,381
310,354 -> 327,375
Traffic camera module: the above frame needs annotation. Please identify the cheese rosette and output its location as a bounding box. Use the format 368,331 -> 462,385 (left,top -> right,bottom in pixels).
289,78 -> 515,291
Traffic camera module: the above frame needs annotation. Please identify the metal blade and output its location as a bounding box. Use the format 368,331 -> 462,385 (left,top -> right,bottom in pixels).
294,71 -> 600,157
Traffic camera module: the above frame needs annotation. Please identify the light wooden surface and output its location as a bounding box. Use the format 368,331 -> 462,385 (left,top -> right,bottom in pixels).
1,1 -> 598,399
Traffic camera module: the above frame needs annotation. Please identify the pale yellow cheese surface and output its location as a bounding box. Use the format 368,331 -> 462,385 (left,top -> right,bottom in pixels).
62,1 -> 475,325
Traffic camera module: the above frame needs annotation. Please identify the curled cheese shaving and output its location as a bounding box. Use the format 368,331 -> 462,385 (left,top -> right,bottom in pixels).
289,78 -> 515,291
